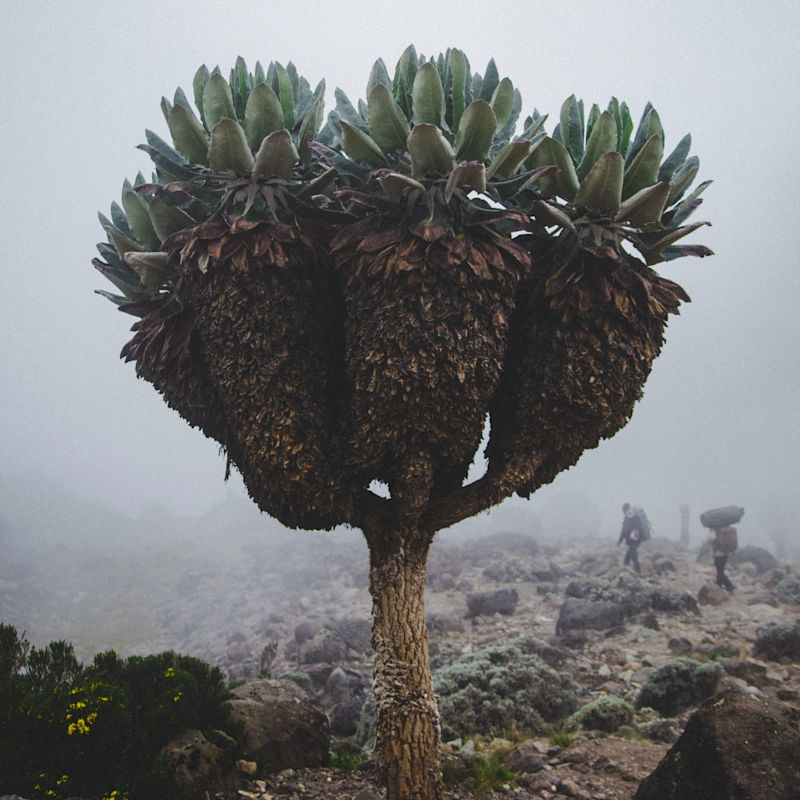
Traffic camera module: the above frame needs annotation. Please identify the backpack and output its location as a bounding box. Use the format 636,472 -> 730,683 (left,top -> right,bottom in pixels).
633,506 -> 652,541
715,526 -> 738,555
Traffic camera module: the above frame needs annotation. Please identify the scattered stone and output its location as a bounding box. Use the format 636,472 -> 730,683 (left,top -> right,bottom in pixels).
556,598 -> 626,634
466,588 -> 519,617
753,619 -> 800,661
503,741 -> 547,774
667,636 -> 692,656
633,689 -> 800,799
697,583 -> 729,606
228,679 -> 329,773
161,729 -> 236,800
649,588 -> 699,615
729,545 -> 779,574
775,575 -> 800,605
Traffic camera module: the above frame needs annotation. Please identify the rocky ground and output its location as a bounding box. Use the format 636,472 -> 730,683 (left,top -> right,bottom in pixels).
3,509 -> 799,799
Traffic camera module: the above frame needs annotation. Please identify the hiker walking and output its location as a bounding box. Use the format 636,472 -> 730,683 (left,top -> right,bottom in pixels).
618,502 -> 643,574
709,529 -> 735,591
699,506 -> 743,592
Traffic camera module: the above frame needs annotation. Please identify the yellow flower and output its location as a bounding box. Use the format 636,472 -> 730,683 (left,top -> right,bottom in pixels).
172,692 -> 184,703
163,667 -> 176,678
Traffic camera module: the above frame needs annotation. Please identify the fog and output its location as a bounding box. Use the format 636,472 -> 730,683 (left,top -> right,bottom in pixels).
2,0 -> 799,644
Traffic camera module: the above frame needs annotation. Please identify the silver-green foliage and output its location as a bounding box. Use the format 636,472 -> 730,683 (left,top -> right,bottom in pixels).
433,638 -> 579,740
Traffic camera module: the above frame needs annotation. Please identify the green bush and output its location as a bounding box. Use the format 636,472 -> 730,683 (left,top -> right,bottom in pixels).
433,639 -> 579,741
0,623 -> 233,800
568,695 -> 635,732
635,657 -> 724,716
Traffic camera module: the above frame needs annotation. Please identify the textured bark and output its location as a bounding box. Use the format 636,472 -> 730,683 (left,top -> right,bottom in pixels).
367,525 -> 442,800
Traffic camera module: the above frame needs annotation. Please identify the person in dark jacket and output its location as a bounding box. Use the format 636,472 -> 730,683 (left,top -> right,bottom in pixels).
618,502 -> 642,574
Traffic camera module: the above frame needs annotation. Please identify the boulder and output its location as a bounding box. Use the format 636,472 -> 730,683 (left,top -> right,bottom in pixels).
502,741 -> 546,774
697,583 -> 729,606
753,619 -> 800,662
466,587 -> 519,617
298,631 -> 347,664
633,690 -> 800,800
294,620 -> 323,644
556,598 -> 626,633
729,545 -> 778,574
325,617 -> 372,655
161,729 -> 237,800
775,575 -> 800,605
228,679 -> 329,773
636,657 -> 724,717
649,588 -> 699,614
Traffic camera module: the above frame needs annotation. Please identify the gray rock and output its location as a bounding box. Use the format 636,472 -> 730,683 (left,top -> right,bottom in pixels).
729,545 -> 779,574
466,587 -> 519,617
633,689 -> 800,800
503,741 -> 546,774
697,583 -> 729,606
556,598 -> 626,633
299,631 -> 347,664
325,617 -> 372,655
161,729 -> 237,800
649,588 -> 699,615
775,575 -> 800,605
753,619 -> 800,662
228,679 -> 329,772
294,620 -> 323,644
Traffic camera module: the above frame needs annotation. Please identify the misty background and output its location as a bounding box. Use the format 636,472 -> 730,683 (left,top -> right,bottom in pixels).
1,1 -> 798,654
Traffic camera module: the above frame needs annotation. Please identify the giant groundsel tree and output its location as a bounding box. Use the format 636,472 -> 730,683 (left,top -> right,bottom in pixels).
93,47 -> 711,800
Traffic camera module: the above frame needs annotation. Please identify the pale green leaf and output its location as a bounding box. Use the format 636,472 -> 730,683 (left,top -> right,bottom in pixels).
445,162 -> 486,201
412,62 -> 445,126
244,83 -> 285,149
576,111 -> 617,180
490,78 -> 514,129
340,121 -> 386,167
408,123 -> 456,177
253,129 -> 299,179
208,118 -> 255,173
167,105 -> 209,165
202,73 -> 236,131
454,100 -> 497,161
487,141 -> 535,178
575,151 -> 624,212
368,84 -> 411,154
622,134 -> 664,199
526,136 -> 579,201
615,181 -> 670,225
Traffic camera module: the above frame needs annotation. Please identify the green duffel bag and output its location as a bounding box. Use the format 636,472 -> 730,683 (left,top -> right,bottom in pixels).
700,505 -> 745,529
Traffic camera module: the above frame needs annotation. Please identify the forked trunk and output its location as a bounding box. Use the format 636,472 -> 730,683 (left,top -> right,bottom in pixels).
367,525 -> 443,800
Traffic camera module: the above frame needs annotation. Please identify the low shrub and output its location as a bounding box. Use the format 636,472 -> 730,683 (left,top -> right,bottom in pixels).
0,623 -> 233,800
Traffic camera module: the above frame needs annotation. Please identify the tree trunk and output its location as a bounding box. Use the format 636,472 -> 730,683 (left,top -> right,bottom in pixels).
367,525 -> 443,800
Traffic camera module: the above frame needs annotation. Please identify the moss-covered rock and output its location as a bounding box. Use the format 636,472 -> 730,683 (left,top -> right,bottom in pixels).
569,695 -> 634,732
433,638 -> 580,740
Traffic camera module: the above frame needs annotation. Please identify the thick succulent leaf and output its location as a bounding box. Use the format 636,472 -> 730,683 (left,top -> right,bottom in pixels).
615,181 -> 670,225
515,113 -> 548,143
667,155 -> 700,205
123,251 -> 174,289
335,88 -> 370,132
626,105 -> 663,165
487,140 -> 535,178
208,118 -> 255,173
576,111 -> 617,181
471,73 -> 483,103
106,229 -> 143,261
534,200 -> 577,232
148,199 -> 195,242
658,133 -> 692,182
168,105 -> 210,165
412,62 -> 445,126
408,123 -> 456,177
173,87 -> 193,112
660,243 -> 714,261
493,88 -> 522,152
122,189 -> 160,250
368,83 -> 411,154
367,58 -> 392,97
110,202 -> 132,238
444,162 -> 486,201
447,47 -> 468,134
665,179 -> 712,228
454,100 -> 497,161
254,61 -> 266,85
160,96 -> 173,125
340,121 -> 386,167
297,94 -> 324,161
478,58 -> 499,102
244,83 -> 285,150
642,220 -> 710,263
94,289 -> 128,306
574,151 -> 623,212
619,101 -> 634,154
622,134 -> 664,199
272,63 -> 295,129
253,129 -> 299,180
392,45 -> 418,116
202,73 -> 236,130
193,65 -> 210,129
526,136 -> 579,201
93,259 -> 149,301
586,103 -> 600,142
232,56 -> 250,119
490,78 -> 514,129
560,95 -> 584,164
378,172 -> 426,203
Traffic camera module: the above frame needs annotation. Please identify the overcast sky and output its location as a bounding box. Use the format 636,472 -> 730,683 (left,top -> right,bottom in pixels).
1,0 -> 798,541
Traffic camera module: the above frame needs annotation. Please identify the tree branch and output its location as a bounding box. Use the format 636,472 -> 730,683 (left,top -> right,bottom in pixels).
420,454 -> 541,534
